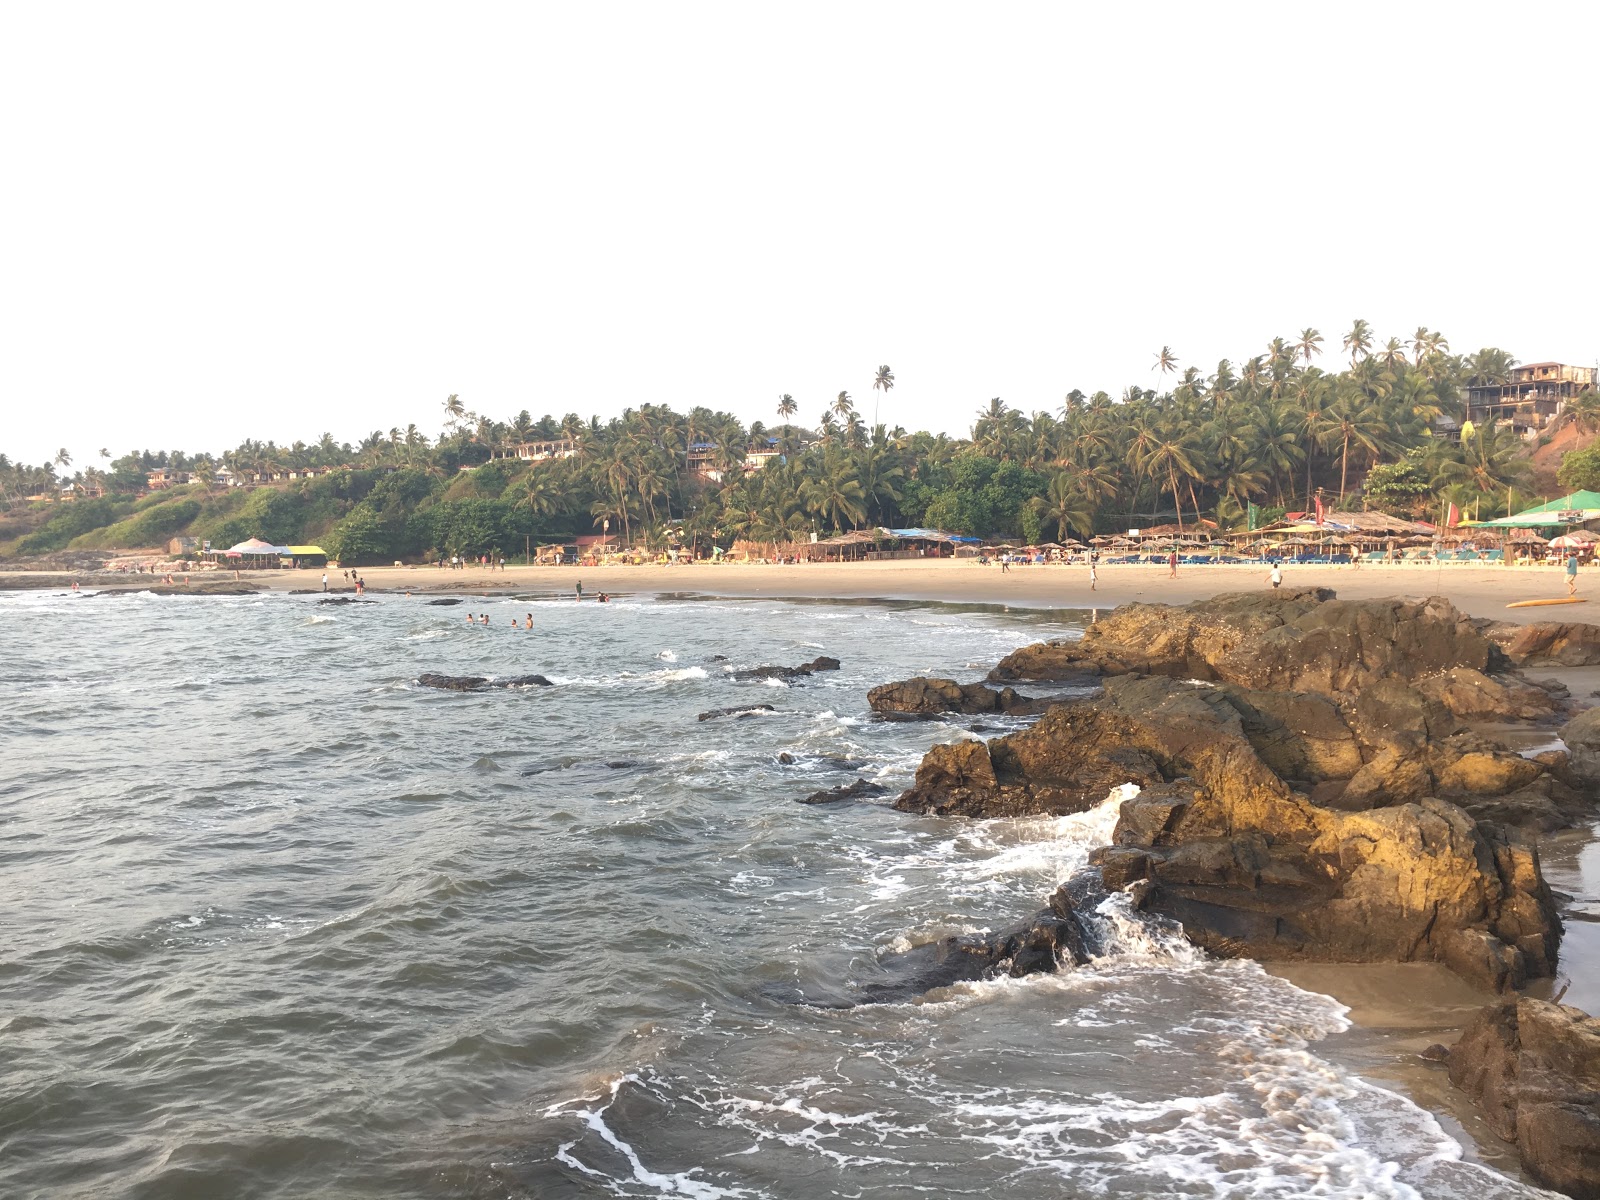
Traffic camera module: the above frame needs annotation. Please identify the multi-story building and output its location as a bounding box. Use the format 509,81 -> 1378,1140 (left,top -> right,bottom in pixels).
1465,362 -> 1598,435
510,438 -> 578,462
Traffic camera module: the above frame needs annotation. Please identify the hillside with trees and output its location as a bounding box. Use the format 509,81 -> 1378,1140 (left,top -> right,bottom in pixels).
1,324 -> 1585,564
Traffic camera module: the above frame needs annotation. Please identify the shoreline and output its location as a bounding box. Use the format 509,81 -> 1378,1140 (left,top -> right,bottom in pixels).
4,558 -> 1597,625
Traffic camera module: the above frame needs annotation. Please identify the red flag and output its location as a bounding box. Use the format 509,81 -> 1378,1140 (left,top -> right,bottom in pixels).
1446,502 -> 1461,528
1314,494 -> 1325,527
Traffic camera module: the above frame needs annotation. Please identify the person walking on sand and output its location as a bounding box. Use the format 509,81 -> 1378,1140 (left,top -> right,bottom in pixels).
1089,558 -> 1097,591
1168,549 -> 1178,579
1270,562 -> 1283,590
321,571 -> 328,593
1568,553 -> 1580,596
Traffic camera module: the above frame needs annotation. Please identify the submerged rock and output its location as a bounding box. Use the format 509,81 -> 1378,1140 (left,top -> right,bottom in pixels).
426,597 -> 464,606
1448,998 -> 1600,1197
698,703 -> 777,721
798,777 -> 888,805
734,656 -> 841,681
417,672 -> 553,691
847,874 -> 1106,1004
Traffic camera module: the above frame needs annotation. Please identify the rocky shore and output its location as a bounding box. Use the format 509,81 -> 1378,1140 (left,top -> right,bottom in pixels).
869,588 -> 1600,1195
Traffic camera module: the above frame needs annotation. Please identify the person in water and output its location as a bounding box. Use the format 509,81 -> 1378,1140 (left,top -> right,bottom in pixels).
575,580 -> 584,601
525,613 -> 533,629
598,592 -> 609,603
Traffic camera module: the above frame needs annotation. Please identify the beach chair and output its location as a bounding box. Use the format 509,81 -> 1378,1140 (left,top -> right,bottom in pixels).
1484,549 -> 1504,562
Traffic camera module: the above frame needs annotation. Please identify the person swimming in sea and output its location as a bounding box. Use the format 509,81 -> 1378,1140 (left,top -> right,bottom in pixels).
525,613 -> 533,629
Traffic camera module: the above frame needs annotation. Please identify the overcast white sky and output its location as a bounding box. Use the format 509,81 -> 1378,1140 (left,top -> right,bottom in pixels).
2,2 -> 1596,467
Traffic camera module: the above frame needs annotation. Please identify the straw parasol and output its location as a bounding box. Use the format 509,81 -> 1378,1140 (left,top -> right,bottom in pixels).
1508,530 -> 1550,545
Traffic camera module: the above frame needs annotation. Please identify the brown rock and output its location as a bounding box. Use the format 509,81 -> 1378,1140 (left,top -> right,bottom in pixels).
1418,666 -> 1560,722
1491,620 -> 1600,667
1448,999 -> 1600,1198
867,676 -> 1051,718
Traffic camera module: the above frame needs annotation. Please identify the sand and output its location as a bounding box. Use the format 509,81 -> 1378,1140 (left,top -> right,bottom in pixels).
13,557 -> 1587,625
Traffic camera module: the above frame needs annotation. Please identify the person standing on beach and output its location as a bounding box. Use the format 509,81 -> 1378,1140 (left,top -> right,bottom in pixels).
1089,558 -> 1097,591
1270,562 -> 1283,590
1568,553 -> 1580,596
575,580 -> 584,601
321,571 -> 328,593
1168,549 -> 1178,578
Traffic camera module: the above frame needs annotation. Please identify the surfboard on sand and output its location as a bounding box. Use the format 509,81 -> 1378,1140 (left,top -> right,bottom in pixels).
1506,597 -> 1588,609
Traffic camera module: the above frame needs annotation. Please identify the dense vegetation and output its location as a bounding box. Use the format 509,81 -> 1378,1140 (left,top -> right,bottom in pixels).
1,324 -> 1587,563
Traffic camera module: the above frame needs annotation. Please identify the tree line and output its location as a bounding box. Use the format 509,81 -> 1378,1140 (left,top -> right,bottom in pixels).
2,325 -> 1578,562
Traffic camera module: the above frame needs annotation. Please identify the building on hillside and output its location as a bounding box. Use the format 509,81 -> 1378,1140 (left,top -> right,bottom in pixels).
744,438 -> 782,472
686,442 -> 719,477
168,536 -> 200,556
511,438 -> 578,462
146,467 -> 194,489
1465,362 -> 1598,436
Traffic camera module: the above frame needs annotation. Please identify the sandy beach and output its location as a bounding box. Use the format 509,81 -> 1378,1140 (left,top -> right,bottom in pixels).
10,557 -> 1596,626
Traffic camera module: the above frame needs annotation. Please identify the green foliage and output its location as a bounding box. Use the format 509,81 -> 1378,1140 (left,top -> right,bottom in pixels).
1558,444 -> 1600,493
16,498 -> 132,553
1361,453 -> 1433,518
74,498 -> 201,549
325,503 -> 392,564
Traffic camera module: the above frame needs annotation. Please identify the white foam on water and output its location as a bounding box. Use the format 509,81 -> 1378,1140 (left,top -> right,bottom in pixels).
305,614 -> 337,624
552,1075 -> 766,1199
656,649 -> 678,662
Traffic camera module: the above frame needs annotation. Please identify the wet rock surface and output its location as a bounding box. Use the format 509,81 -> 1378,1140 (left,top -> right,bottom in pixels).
798,777 -> 888,805
698,704 -> 777,721
734,656 -> 841,681
417,672 -> 553,691
1448,998 -> 1600,1198
866,676 -> 1059,718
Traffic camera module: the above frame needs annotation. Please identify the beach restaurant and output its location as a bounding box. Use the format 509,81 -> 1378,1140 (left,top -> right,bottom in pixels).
204,538 -> 328,568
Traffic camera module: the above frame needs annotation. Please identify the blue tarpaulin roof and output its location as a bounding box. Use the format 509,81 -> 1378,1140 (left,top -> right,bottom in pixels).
885,528 -> 982,543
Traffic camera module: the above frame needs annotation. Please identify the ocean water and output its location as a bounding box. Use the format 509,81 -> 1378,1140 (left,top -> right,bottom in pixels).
0,588 -> 1554,1199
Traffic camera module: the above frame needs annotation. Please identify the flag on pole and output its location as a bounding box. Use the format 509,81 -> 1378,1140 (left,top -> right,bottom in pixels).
1446,502 -> 1461,528
1247,502 -> 1259,531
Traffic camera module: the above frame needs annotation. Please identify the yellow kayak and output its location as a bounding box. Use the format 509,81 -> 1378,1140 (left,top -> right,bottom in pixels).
1506,597 -> 1588,609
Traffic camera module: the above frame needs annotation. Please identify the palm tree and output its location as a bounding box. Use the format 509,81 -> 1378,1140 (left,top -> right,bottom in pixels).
777,393 -> 797,426
1342,319 -> 1373,365
872,365 -> 894,425
442,393 -> 466,432
1318,391 -> 1388,501
54,448 -> 71,469
1153,346 -> 1179,377
1131,419 -> 1201,530
1296,328 -> 1324,365
832,391 -> 855,423
1037,473 -> 1094,540
1377,337 -> 1408,371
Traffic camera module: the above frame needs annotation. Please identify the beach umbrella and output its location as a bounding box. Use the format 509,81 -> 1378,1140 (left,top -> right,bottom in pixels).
1509,530 -> 1550,544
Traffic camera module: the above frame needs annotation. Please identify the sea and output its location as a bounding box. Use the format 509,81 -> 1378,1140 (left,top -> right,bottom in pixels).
0,587 -> 1562,1199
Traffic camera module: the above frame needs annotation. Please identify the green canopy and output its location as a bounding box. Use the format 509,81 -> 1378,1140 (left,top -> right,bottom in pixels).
1467,491 -> 1600,528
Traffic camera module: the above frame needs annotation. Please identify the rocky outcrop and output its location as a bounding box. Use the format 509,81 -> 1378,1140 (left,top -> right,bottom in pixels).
845,875 -> 1104,1004
990,591 -> 1504,700
1563,709 -> 1600,788
734,656 -> 841,680
1417,666 -> 1561,722
894,673 -> 1560,991
697,703 -> 776,721
417,672 -> 553,691
799,778 -> 888,805
1486,620 -> 1600,667
1448,998 -> 1600,1198
867,676 -> 1056,718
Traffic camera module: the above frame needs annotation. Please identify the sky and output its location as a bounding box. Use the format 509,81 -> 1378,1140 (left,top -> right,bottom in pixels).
2,2 -> 1597,468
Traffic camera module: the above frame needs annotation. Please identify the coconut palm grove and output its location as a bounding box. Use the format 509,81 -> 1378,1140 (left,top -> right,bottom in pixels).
3,322 -> 1595,564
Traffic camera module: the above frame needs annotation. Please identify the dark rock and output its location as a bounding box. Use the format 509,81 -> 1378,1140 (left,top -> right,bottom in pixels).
777,752 -> 797,765
734,656 -> 842,681
1420,1043 -> 1451,1061
317,596 -> 375,605
867,676 -> 1056,718
799,778 -> 888,804
417,672 -> 553,691
426,598 -> 464,606
1448,999 -> 1600,1197
698,703 -> 777,721
848,877 -> 1104,1004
